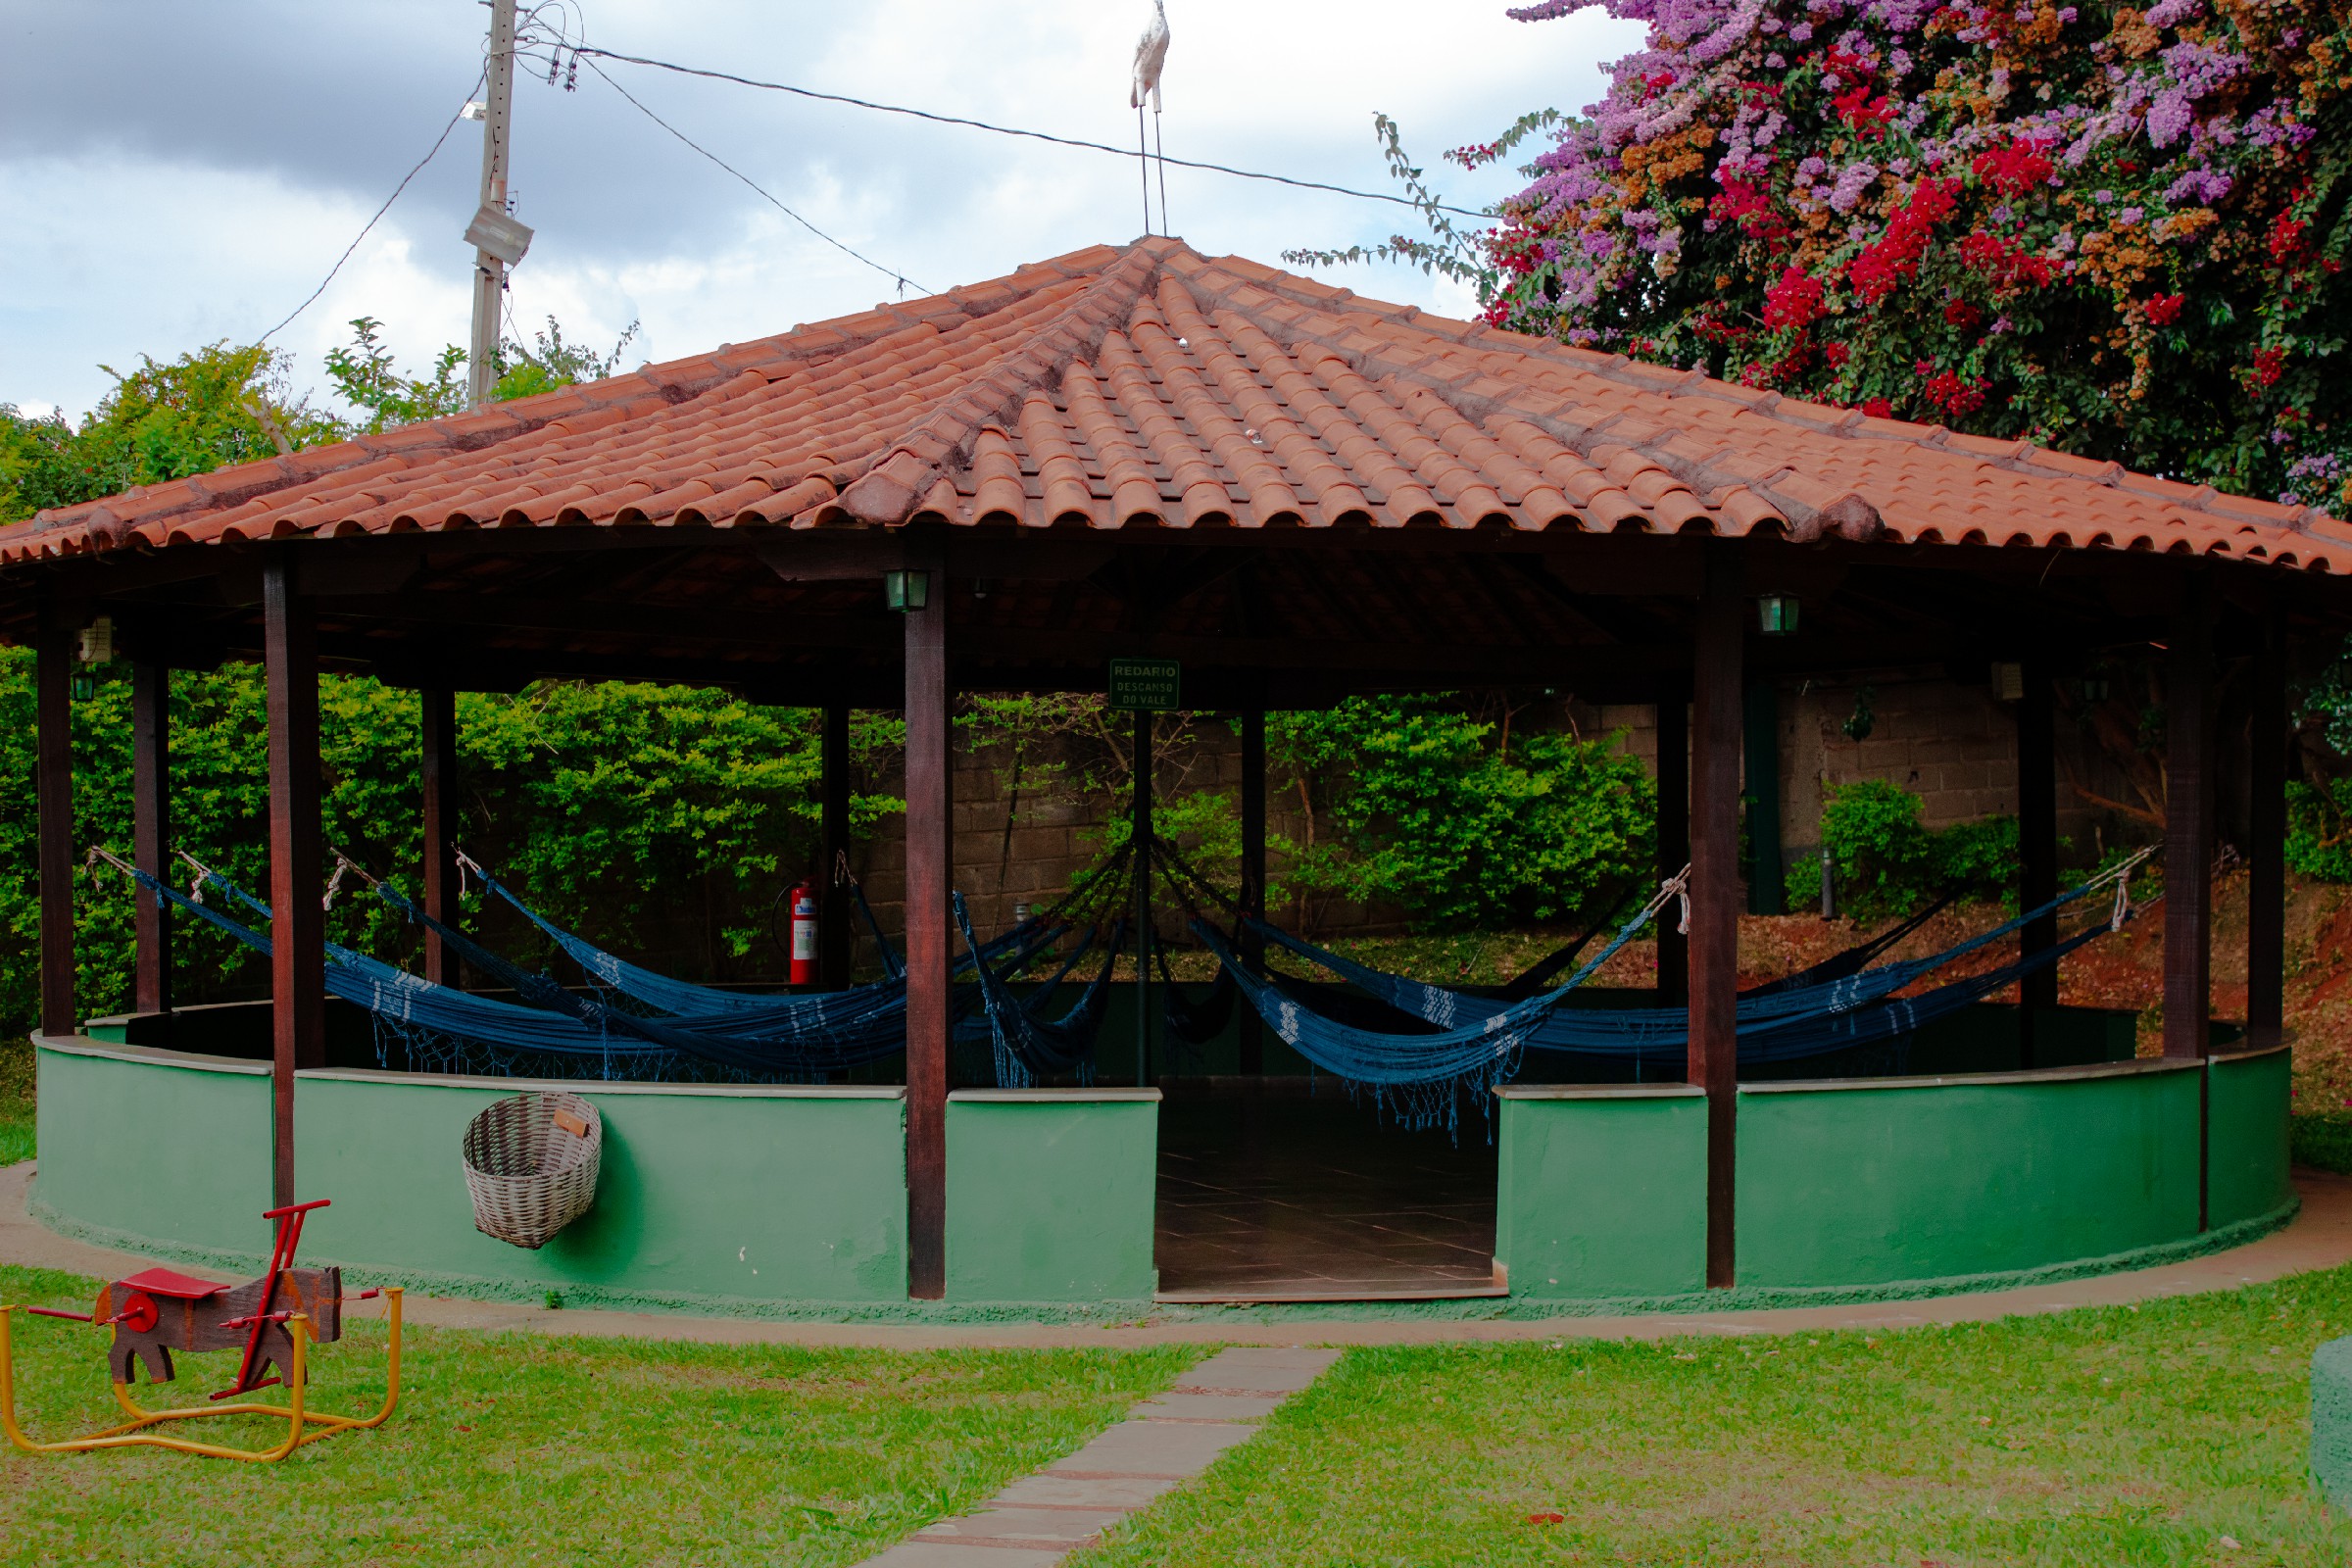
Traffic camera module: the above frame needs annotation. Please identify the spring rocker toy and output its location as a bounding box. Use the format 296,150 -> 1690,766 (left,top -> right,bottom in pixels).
0,1199 -> 403,1461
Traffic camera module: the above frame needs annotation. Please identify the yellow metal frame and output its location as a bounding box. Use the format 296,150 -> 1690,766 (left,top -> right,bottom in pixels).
0,1288 -> 402,1462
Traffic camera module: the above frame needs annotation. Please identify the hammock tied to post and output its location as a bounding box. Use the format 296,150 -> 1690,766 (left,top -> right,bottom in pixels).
1152,839 -> 2158,1109
95,848 -> 1090,1084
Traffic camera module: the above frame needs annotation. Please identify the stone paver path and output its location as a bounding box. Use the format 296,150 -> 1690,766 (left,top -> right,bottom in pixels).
858,1346 -> 1340,1566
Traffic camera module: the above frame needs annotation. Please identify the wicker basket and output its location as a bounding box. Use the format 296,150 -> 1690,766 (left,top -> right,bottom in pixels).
462,1092 -> 602,1250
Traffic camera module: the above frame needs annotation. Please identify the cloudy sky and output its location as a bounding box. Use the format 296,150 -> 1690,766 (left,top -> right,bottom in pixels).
0,1 -> 1640,421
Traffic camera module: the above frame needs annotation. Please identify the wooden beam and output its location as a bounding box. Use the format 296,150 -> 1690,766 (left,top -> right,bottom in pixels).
2162,583 -> 2214,1065
902,555 -> 951,1300
1654,671 -> 1690,1009
1690,545 -> 1743,1290
264,556 -> 326,1209
820,702 -> 855,990
1239,700 -> 1266,1076
132,653 -> 172,1017
2247,607 -> 2286,1050
2017,657 -> 2059,1060
35,605 -> 75,1038
419,686 -> 461,989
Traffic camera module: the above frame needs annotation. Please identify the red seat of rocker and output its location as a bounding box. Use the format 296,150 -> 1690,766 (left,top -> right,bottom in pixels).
119,1267 -> 227,1300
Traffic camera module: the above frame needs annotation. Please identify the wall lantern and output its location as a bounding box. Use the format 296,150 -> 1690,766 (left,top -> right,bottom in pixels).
1755,594 -> 1799,637
70,672 -> 98,703
2081,674 -> 2112,704
882,569 -> 931,612
1990,662 -> 2026,702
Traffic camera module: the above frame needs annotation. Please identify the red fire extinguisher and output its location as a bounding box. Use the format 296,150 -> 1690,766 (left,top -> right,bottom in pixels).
788,881 -> 819,987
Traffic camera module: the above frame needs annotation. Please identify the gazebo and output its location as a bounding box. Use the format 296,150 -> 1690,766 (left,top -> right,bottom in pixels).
4,237 -> 2325,1307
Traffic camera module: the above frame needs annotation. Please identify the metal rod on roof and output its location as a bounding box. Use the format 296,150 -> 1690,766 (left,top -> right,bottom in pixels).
469,0 -> 519,410
1136,103 -> 1152,237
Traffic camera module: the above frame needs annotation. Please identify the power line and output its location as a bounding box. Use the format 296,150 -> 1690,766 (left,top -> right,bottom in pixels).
569,46 -> 1494,222
258,75 -> 486,346
583,57 -> 928,296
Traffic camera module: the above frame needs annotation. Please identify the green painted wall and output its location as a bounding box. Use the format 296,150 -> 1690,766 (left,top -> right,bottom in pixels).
1737,1062 -> 2203,1289
294,1072 -> 908,1305
32,1040 -> 276,1259
1495,1087 -> 1708,1298
2317,1336 -> 2352,1513
2207,1046 -> 2295,1231
946,1091 -> 1159,1302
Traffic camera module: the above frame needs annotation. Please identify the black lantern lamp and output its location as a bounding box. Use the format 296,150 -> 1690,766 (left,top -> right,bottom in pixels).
882,569 -> 931,612
1755,593 -> 1799,637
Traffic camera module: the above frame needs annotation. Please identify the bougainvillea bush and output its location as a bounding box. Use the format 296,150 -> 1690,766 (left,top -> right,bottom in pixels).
1455,1 -> 2351,509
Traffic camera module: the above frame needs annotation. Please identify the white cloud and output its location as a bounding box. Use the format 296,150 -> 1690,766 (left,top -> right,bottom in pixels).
2,0 -> 1643,418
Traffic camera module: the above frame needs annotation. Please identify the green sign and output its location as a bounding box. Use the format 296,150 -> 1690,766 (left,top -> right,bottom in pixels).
1107,658 -> 1181,711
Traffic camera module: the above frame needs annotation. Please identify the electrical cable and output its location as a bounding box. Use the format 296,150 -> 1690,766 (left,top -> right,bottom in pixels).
581,57 -> 927,296
567,45 -> 1494,221
258,74 -> 487,345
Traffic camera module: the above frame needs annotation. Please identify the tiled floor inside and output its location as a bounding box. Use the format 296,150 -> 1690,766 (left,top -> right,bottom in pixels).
1153,1089 -> 1500,1300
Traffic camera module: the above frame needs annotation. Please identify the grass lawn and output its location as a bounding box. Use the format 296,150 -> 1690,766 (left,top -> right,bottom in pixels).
0,1040 -> 29,1168
0,1263 -> 1193,1566
1072,1268 -> 2352,1567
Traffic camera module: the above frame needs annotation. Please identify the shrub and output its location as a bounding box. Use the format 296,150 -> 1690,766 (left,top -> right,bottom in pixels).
1792,778 -> 2022,919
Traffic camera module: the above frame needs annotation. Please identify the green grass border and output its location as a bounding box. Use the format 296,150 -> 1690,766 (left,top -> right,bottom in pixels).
25,1178 -> 2298,1326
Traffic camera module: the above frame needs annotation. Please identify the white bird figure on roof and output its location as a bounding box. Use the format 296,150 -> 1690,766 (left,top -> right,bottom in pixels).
1131,0 -> 1170,112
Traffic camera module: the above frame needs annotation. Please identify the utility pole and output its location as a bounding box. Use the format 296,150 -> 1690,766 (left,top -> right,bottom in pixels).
466,0 -> 521,409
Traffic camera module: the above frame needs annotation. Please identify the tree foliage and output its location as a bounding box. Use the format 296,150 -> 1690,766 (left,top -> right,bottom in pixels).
1315,0 -> 2352,510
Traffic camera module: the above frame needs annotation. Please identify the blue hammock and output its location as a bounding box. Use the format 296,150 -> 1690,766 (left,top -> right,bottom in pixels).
1230,859 -> 2139,1054
953,893 -> 1125,1088
1185,873 -> 1686,1131
152,863 -> 1066,1076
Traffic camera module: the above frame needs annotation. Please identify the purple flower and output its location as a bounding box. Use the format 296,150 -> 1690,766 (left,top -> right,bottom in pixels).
2143,0 -> 2200,25
1829,160 -> 1880,213
2119,206 -> 2144,225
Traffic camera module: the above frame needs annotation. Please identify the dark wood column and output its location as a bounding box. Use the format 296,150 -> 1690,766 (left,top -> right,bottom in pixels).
1690,547 -> 1743,1290
1238,703 -> 1266,1075
1654,671 -> 1690,1007
1742,679 -> 1784,915
419,686 -> 461,989
35,606 -> 75,1038
132,653 -> 173,1017
2016,656 -> 2058,1064
1132,709 -> 1153,1087
265,557 -> 326,1208
2162,579 -> 2215,1062
2247,607 -> 2287,1050
902,564 -> 951,1299
819,701 -> 855,990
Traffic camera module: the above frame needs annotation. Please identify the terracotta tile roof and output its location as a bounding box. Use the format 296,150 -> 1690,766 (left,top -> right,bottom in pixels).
7,236 -> 2344,571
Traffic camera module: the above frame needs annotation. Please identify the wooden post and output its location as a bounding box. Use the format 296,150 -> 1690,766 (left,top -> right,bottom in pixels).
1132,708 -> 1152,1088
265,556 -> 326,1210
35,605 -> 75,1039
819,702 -> 855,990
902,564 -> 951,1300
2016,656 -> 2058,1066
2247,608 -> 2286,1051
1690,547 -> 1743,1290
1239,703 -> 1266,1075
419,686 -> 461,989
2163,580 -> 2215,1064
132,653 -> 173,1018
1654,671 -> 1690,1007
1742,679 -> 1784,915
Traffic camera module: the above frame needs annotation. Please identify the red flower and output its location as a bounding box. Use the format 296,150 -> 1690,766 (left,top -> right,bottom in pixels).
1848,179 -> 1962,303
1960,231 -> 2055,292
1971,139 -> 2056,198
2252,347 -> 2286,388
1921,370 -> 1989,416
1824,342 -> 1851,368
2271,215 -> 2309,264
1861,398 -> 1894,417
2145,294 -> 2186,326
1763,265 -> 1826,331
1834,85 -> 1897,135
1943,301 -> 1984,329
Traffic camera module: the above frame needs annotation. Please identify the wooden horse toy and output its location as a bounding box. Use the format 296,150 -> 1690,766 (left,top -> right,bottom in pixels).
0,1199 -> 405,1461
